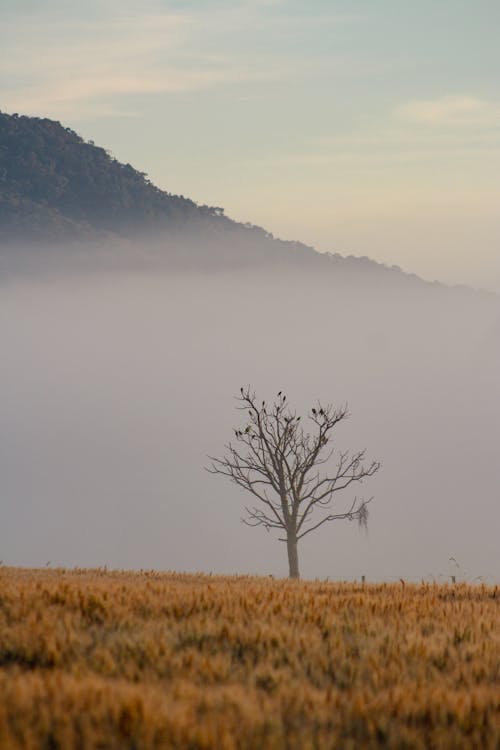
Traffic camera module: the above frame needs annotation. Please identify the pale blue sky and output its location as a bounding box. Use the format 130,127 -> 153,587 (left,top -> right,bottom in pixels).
2,1 -> 499,288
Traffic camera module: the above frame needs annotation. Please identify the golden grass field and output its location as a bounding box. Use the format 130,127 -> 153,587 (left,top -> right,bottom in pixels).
0,567 -> 498,749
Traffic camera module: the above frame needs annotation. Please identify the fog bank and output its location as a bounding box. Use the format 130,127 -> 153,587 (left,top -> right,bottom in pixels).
1,258 -> 499,581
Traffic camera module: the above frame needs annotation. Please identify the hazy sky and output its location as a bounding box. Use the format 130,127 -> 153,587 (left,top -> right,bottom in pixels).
2,1 -> 499,289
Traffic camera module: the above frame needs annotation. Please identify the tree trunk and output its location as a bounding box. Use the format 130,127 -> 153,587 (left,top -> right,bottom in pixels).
287,534 -> 300,579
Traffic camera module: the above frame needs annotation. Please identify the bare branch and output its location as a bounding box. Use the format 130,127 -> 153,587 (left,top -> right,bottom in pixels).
297,497 -> 372,539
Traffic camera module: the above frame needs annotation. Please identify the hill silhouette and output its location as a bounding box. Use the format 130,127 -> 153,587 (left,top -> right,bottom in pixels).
1,110 -> 415,277
0,111 -> 225,240
0,111 -> 496,296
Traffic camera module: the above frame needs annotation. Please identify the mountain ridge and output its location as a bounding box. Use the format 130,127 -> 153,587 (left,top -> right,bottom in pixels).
0,110 -> 495,298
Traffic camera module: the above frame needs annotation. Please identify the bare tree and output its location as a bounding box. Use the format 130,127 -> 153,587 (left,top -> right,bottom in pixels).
208,388 -> 380,579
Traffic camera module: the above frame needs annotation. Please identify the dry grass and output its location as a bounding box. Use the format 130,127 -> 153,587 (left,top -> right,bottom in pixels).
0,567 -> 498,749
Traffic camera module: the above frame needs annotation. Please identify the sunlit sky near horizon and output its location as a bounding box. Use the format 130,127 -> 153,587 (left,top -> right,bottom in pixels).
2,0 -> 499,289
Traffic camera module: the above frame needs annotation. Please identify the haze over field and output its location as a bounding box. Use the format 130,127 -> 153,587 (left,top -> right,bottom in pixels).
1,257 -> 499,581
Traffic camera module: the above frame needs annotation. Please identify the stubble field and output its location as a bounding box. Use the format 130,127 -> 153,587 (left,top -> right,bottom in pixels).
0,567 -> 498,749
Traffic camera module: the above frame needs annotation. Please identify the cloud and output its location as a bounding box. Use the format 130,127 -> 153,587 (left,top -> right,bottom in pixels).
396,95 -> 500,127
0,6 -> 286,119
248,97 -> 500,173
0,1 -> 361,121
315,124 -> 500,155
4,68 -> 278,121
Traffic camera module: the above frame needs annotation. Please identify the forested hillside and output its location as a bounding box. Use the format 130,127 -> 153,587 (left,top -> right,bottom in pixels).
0,111 -> 229,241
0,111 -> 486,287
1,110 -> 344,273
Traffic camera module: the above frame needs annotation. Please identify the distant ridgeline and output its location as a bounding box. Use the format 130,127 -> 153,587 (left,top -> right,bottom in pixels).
1,110 -> 343,269
0,111 -> 441,283
0,111 -> 232,241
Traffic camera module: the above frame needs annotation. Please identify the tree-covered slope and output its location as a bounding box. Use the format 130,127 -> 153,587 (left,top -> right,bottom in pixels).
0,111 -> 489,292
0,110 -> 357,273
0,111 -> 227,242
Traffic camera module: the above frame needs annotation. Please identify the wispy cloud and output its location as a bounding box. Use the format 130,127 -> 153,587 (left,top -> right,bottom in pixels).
0,1 -> 353,120
395,95 -> 500,127
4,67 -> 278,120
316,126 -> 500,157
0,6 -> 287,119
248,95 -> 500,172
